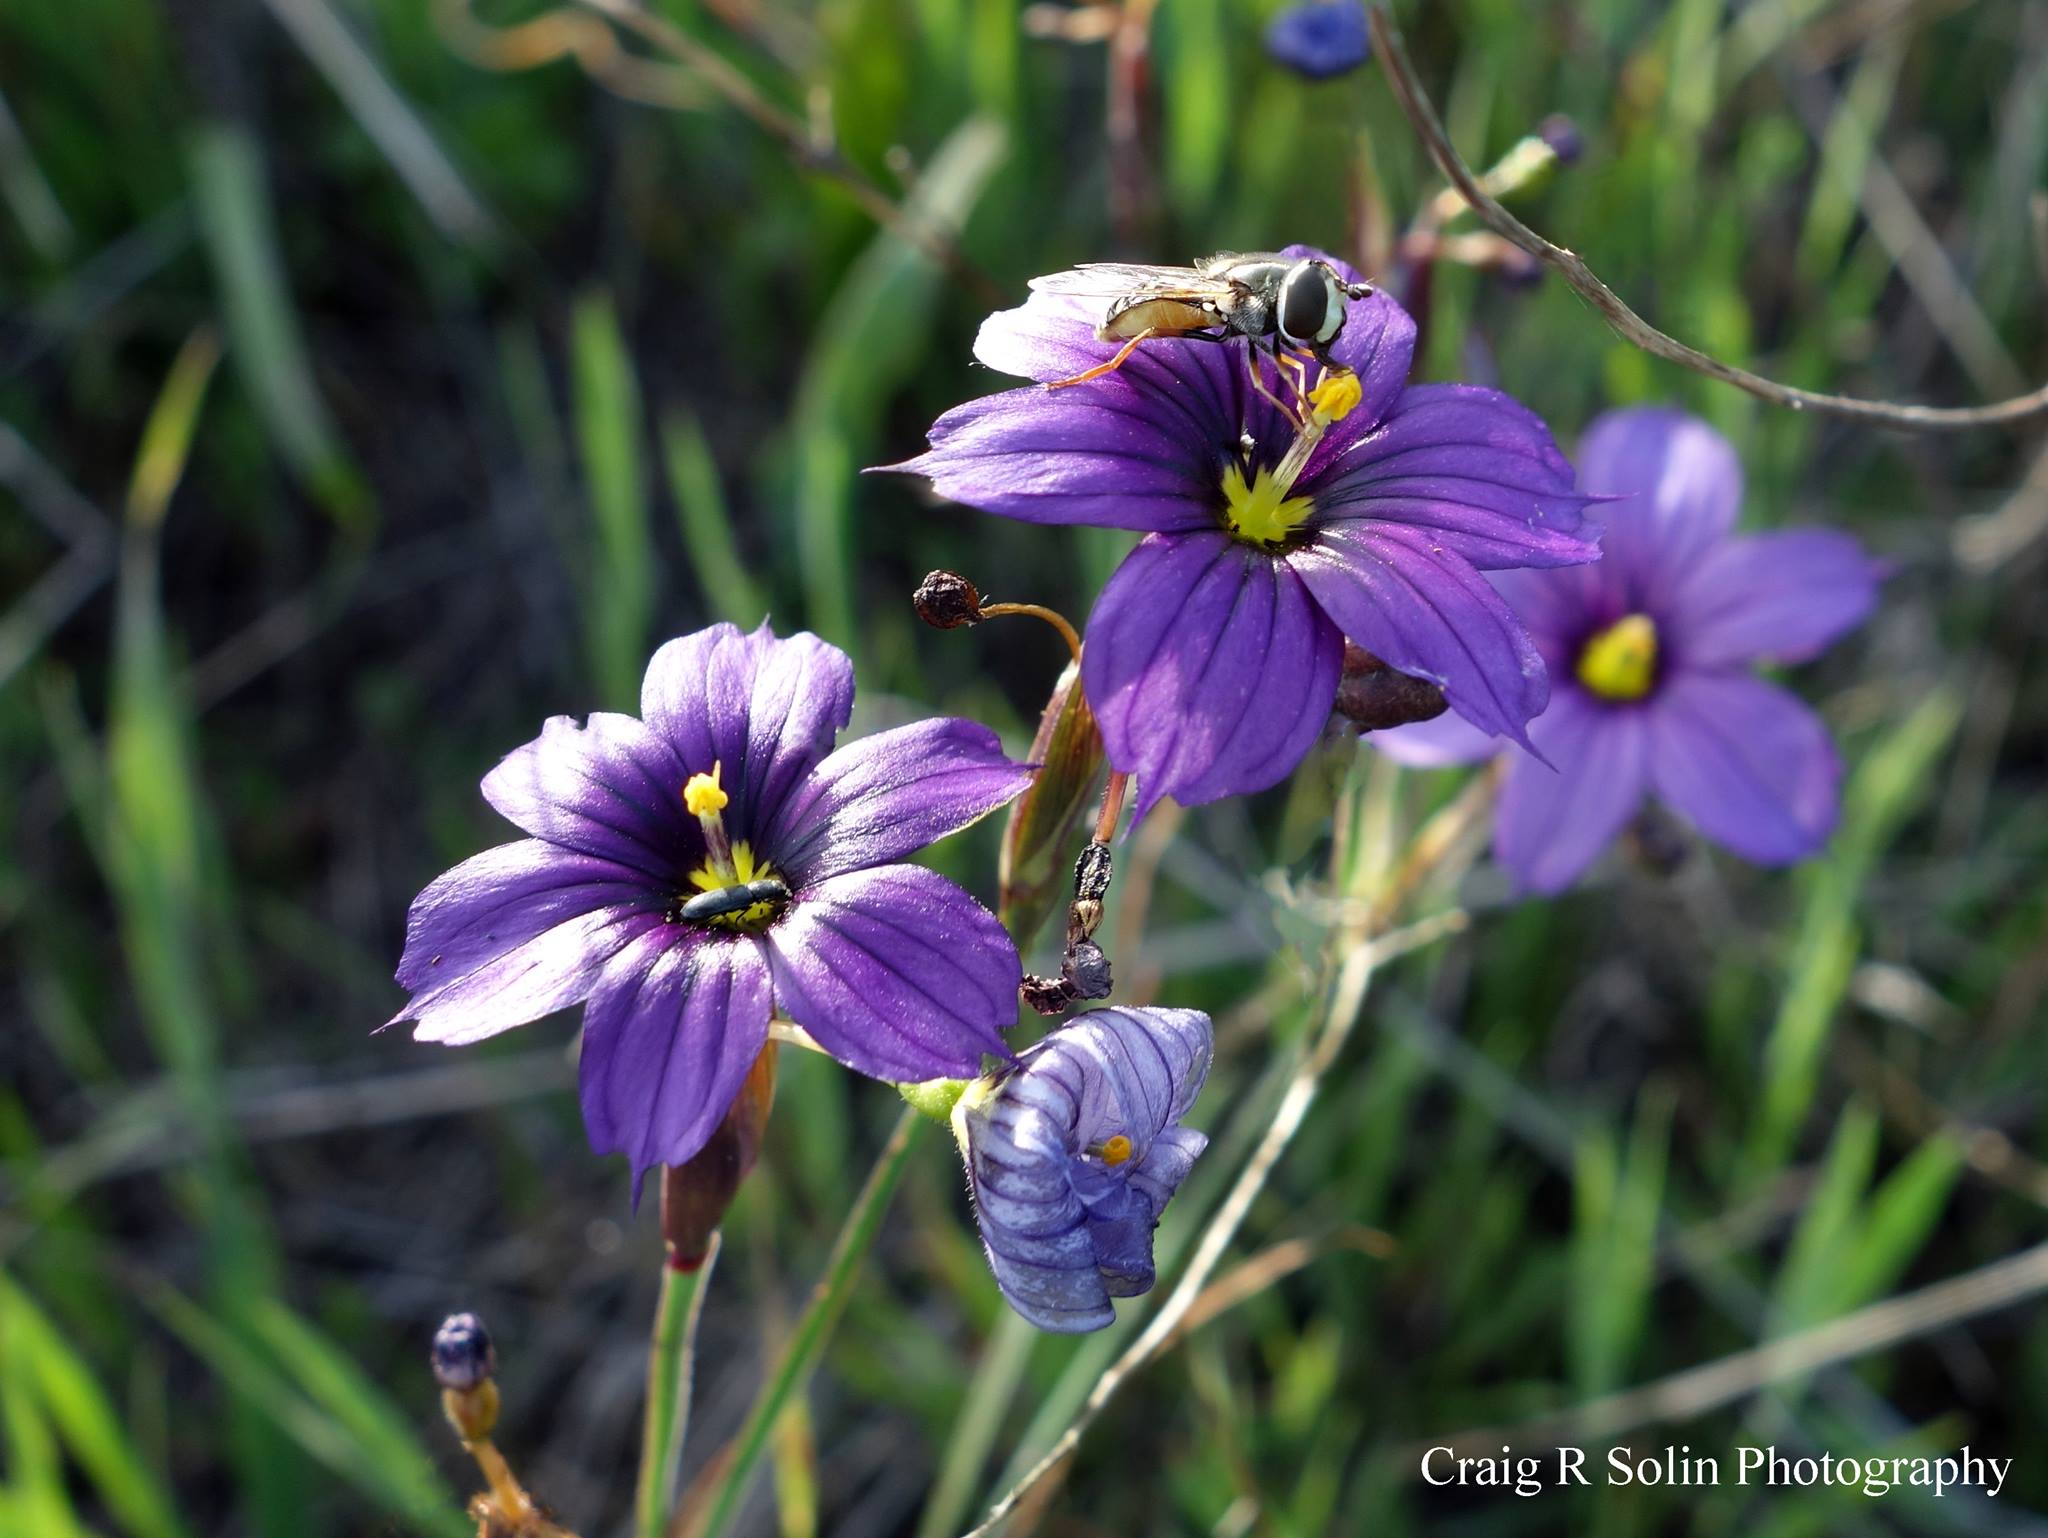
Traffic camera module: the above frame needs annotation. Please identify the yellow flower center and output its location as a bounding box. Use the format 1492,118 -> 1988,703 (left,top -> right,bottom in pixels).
1098,1134 -> 1134,1167
1222,464 -> 1315,548
683,842 -> 784,931
1576,614 -> 1659,701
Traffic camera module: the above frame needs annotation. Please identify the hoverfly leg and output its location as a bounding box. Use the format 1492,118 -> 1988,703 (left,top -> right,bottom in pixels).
1044,327 -> 1159,390
1245,339 -> 1306,428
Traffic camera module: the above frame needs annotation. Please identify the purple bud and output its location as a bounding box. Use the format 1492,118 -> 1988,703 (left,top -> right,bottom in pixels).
1538,113 -> 1583,166
1264,0 -> 1370,81
914,569 -> 985,629
431,1313 -> 495,1390
1060,939 -> 1113,1000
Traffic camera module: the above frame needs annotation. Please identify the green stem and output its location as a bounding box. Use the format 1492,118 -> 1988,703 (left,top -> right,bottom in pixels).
635,1233 -> 720,1538
915,1308 -> 1036,1538
690,1107 -> 923,1538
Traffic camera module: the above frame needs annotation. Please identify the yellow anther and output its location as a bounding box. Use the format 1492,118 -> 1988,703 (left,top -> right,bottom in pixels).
682,762 -> 729,817
1099,1134 -> 1133,1167
1221,464 -> 1315,548
1576,614 -> 1659,701
1308,367 -> 1364,423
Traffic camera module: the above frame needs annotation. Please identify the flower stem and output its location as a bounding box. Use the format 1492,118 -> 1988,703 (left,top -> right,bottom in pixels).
635,1233 -> 721,1538
687,1107 -> 923,1538
1092,770 -> 1129,843
978,602 -> 1082,664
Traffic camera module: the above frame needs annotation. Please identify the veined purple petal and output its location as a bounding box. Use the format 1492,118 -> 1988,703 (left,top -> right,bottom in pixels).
404,905 -> 663,1046
1647,671 -> 1841,864
1307,383 -> 1602,569
886,384 -> 1223,531
956,1007 -> 1213,1332
640,621 -> 854,832
577,926 -> 773,1176
1495,687 -> 1651,894
1669,529 -> 1881,668
394,839 -> 655,999
482,713 -> 697,878
768,718 -> 1036,884
1083,531 -> 1344,821
1576,407 -> 1743,612
1290,522 -> 1550,749
765,865 -> 1019,1082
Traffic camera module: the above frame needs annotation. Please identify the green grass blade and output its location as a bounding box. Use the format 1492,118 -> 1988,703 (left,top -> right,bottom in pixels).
572,289 -> 656,708
662,412 -> 770,628
186,123 -> 368,529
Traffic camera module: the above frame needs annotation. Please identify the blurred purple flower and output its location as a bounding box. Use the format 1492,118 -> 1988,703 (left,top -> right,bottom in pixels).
956,1006 -> 1212,1331
1265,0 -> 1370,80
886,247 -> 1599,821
390,621 -> 1035,1180
1380,407 -> 1883,893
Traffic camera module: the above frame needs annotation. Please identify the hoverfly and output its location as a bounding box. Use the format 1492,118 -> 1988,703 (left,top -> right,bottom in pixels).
1029,252 -> 1374,414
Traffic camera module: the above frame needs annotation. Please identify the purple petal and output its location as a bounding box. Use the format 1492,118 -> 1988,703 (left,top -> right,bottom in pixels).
404,903 -> 663,1046
768,718 -> 1036,884
1083,531 -> 1344,821
640,621 -> 854,831
1647,671 -> 1841,864
1369,708 -> 1504,768
1289,522 -> 1550,749
394,839 -> 655,999
765,865 -> 1019,1081
888,388 -> 1224,531
577,927 -> 773,1176
1494,687 -> 1651,894
1669,529 -> 1881,668
1576,407 -> 1742,611
1306,383 -> 1600,570
482,713 -> 696,878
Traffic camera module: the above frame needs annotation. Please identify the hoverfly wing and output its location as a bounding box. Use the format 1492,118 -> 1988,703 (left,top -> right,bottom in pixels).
1027,263 -> 1235,302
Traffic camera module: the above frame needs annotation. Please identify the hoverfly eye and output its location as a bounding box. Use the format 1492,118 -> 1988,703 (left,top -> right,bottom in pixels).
1278,262 -> 1345,348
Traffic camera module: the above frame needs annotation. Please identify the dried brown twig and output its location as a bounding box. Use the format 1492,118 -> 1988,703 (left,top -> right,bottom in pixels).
1366,4 -> 2048,434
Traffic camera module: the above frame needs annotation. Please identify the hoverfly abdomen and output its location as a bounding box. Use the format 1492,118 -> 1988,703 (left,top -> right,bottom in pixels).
1097,296 -> 1218,344
673,878 -> 792,929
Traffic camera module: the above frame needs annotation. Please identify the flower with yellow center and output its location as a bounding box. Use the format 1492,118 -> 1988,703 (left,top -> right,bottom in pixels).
1575,613 -> 1658,701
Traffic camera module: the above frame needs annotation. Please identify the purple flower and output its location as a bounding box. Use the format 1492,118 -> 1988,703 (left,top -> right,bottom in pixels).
886,246 -> 1600,821
1380,407 -> 1883,893
390,621 -> 1037,1179
1265,0 -> 1370,79
954,1006 -> 1212,1332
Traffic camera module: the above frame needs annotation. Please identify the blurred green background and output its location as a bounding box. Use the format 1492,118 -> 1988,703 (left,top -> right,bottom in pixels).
3,0 -> 2045,1533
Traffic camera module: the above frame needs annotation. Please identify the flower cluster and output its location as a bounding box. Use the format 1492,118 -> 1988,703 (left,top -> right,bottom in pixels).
392,252 -> 1883,1340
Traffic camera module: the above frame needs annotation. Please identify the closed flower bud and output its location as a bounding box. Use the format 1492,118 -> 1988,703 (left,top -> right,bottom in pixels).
1061,939 -> 1113,1000
660,1043 -> 777,1270
431,1313 -> 496,1391
1264,0 -> 1370,80
913,569 -> 985,629
1538,113 -> 1584,165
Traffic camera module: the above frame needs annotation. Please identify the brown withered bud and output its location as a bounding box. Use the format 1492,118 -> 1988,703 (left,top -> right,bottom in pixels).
1021,974 -> 1073,1016
913,570 -> 985,629
1061,939 -> 1113,1001
1072,840 -> 1112,903
1333,643 -> 1449,733
660,1043 -> 777,1270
